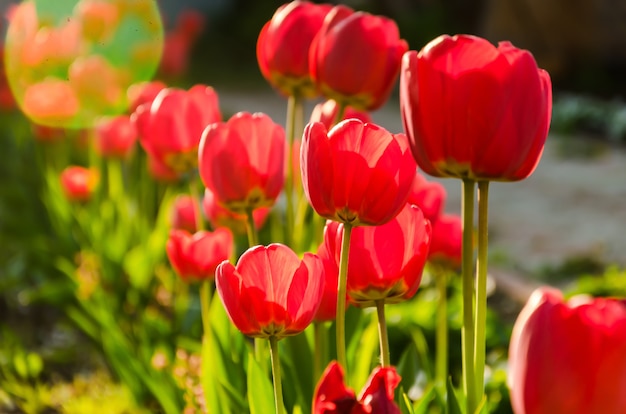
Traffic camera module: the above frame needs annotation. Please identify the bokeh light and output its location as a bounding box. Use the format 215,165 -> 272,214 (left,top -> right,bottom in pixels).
4,0 -> 164,128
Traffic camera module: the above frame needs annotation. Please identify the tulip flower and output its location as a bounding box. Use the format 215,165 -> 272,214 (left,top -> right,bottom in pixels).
94,115 -> 137,159
170,195 -> 199,233
309,99 -> 371,130
60,166 -> 99,202
322,203 -> 431,307
215,243 -> 324,339
408,172 -> 446,224
313,361 -> 401,414
400,34 -> 552,182
309,5 -> 407,111
257,1 -> 331,98
202,188 -> 269,235
126,81 -> 166,113
22,79 -> 80,126
166,228 -> 233,282
301,118 -> 416,227
198,112 -> 285,215
508,287 -> 626,414
428,214 -> 463,268
133,85 -> 221,176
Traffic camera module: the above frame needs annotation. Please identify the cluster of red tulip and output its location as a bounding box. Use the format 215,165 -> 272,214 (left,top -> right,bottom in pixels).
23,0 -> 626,413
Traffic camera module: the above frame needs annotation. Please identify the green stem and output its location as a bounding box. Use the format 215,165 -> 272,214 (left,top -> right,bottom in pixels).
107,158 -> 124,201
434,265 -> 448,399
245,207 -> 259,247
461,179 -> 477,414
189,178 -> 205,231
335,223 -> 353,374
200,281 -> 212,336
332,102 -> 347,127
269,336 -> 285,414
284,95 -> 300,248
375,300 -> 390,367
313,322 -> 327,383
474,181 -> 490,408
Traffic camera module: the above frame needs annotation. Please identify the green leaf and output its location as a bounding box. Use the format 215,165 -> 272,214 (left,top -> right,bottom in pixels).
247,352 -> 277,414
398,387 -> 415,414
447,378 -> 463,414
413,385 -> 437,414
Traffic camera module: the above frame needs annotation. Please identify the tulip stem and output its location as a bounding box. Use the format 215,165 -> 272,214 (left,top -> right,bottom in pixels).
461,179 -> 477,414
200,281 -> 213,337
375,300 -> 391,367
284,94 -> 300,249
313,322 -> 327,382
474,181 -> 490,407
269,336 -> 285,414
333,102 -> 347,127
336,223 -> 353,375
434,265 -> 448,399
245,207 -> 259,247
189,177 -> 205,231
107,158 -> 124,202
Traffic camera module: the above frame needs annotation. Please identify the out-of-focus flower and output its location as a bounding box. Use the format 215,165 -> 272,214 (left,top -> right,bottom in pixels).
198,112 -> 285,214
428,214 -> 462,269
60,165 -> 99,202
94,115 -> 137,158
313,361 -> 401,414
407,172 -> 446,224
309,99 -> 371,130
166,228 -> 233,282
309,5 -> 407,110
508,287 -> 626,414
127,81 -> 166,113
133,85 -> 221,176
301,118 -> 416,226
257,1 -> 331,98
400,34 -> 552,181
215,243 -> 324,338
170,195 -> 199,233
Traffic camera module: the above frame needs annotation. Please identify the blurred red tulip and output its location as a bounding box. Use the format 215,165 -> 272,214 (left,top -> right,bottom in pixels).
23,79 -> 80,126
313,361 -> 401,414
75,0 -> 120,43
301,118 -> 416,226
428,214 -> 462,269
198,112 -> 285,213
133,85 -> 221,175
158,10 -> 205,79
95,115 -> 137,158
170,195 -> 199,233
31,123 -> 66,143
257,1 -> 331,98
202,188 -> 269,235
127,81 -> 166,113
166,228 -> 233,282
508,287 -> 626,414
407,172 -> 446,224
309,5 -> 407,110
323,203 -> 431,307
309,99 -> 371,130
400,35 -> 552,181
60,166 -> 99,202
215,244 -> 324,338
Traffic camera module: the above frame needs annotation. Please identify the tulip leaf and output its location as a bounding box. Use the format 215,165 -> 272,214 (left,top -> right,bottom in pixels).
413,385 -> 437,414
398,387 -> 415,414
247,352 -> 279,414
350,311 -> 380,388
281,333 -> 314,412
447,378 -> 463,414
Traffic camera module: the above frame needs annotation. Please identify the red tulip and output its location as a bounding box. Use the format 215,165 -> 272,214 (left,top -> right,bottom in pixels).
400,35 -> 552,181
407,172 -> 446,224
146,153 -> 179,183
201,188 -> 269,235
60,166 -> 99,202
94,115 -> 137,158
313,225 -> 340,322
133,85 -> 221,175
322,203 -> 431,306
22,79 -> 80,126
166,228 -> 233,282
309,99 -> 371,130
127,81 -> 166,113
508,287 -> 626,414
309,5 -> 407,111
198,112 -> 285,213
170,194 -> 199,233
313,361 -> 401,414
215,243 -> 324,338
428,214 -> 462,268
257,1 -> 331,98
301,118 -> 416,226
